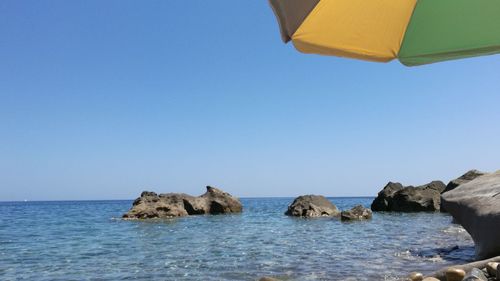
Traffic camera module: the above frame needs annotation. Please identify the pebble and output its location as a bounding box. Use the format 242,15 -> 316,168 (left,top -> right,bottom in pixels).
408,272 -> 424,281
486,262 -> 499,277
463,268 -> 487,281
422,277 -> 440,281
445,267 -> 466,281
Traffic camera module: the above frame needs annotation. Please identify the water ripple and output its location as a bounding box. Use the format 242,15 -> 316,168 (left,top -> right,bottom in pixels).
0,198 -> 474,281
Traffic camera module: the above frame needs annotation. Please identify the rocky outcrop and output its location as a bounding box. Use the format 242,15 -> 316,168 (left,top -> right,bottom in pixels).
371,181 -> 446,212
391,181 -> 446,212
341,205 -> 372,221
123,186 -> 242,219
285,195 -> 340,217
441,171 -> 500,259
441,170 -> 487,212
371,182 -> 404,211
443,170 -> 487,194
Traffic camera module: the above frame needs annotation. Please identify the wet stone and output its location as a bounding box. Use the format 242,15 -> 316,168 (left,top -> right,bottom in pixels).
486,262 -> 499,277
408,272 -> 424,281
463,268 -> 488,281
446,267 -> 466,281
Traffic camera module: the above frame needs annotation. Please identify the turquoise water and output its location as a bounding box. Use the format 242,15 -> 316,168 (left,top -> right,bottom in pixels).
0,198 -> 474,281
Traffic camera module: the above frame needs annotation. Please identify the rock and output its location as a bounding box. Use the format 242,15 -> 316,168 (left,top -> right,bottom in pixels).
441,171 -> 500,259
285,195 -> 340,217
390,181 -> 445,212
371,182 -> 404,211
443,170 -> 487,194
486,262 -> 498,277
422,277 -> 440,281
371,181 -> 446,212
408,272 -> 424,281
427,180 -> 448,193
123,186 -> 242,219
497,263 -> 500,280
463,268 -> 487,281
445,268 -> 466,281
428,256 -> 500,281
259,277 -> 280,281
341,205 -> 372,221
441,170 -> 487,212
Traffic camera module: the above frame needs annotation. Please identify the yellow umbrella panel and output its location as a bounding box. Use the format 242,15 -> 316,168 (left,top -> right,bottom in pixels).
270,0 -> 416,63
269,0 -> 500,66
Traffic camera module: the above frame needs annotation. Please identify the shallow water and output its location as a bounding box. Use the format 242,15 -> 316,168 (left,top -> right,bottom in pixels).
0,198 -> 474,281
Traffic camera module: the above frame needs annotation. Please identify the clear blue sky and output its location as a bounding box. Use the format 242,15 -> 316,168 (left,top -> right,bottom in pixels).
1,0 -> 499,201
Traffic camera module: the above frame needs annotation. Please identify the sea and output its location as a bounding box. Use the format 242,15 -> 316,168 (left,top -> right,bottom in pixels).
0,197 -> 475,281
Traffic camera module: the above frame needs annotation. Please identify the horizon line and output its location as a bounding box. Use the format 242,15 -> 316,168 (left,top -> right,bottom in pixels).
0,196 -> 376,203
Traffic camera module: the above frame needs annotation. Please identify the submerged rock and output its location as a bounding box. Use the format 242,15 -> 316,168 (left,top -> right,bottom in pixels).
441,170 -> 500,259
341,205 -> 372,221
371,181 -> 445,212
285,195 -> 340,217
123,186 -> 242,219
259,277 -> 280,281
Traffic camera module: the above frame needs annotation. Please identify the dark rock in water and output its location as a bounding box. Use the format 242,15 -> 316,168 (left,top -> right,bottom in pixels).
285,195 -> 340,217
371,182 -> 404,211
341,205 -> 372,221
123,186 -> 242,219
391,181 -> 445,212
463,268 -> 488,281
441,171 -> 500,259
443,170 -> 487,194
371,181 -> 446,212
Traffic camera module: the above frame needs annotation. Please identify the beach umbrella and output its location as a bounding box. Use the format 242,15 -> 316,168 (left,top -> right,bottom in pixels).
269,0 -> 500,66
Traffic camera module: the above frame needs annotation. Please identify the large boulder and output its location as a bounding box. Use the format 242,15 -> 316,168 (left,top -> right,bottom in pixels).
123,186 -> 242,219
341,205 -> 372,221
391,181 -> 446,212
441,170 -> 487,212
443,170 -> 487,194
370,182 -> 404,211
441,171 -> 500,259
285,195 -> 340,217
371,181 -> 446,212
